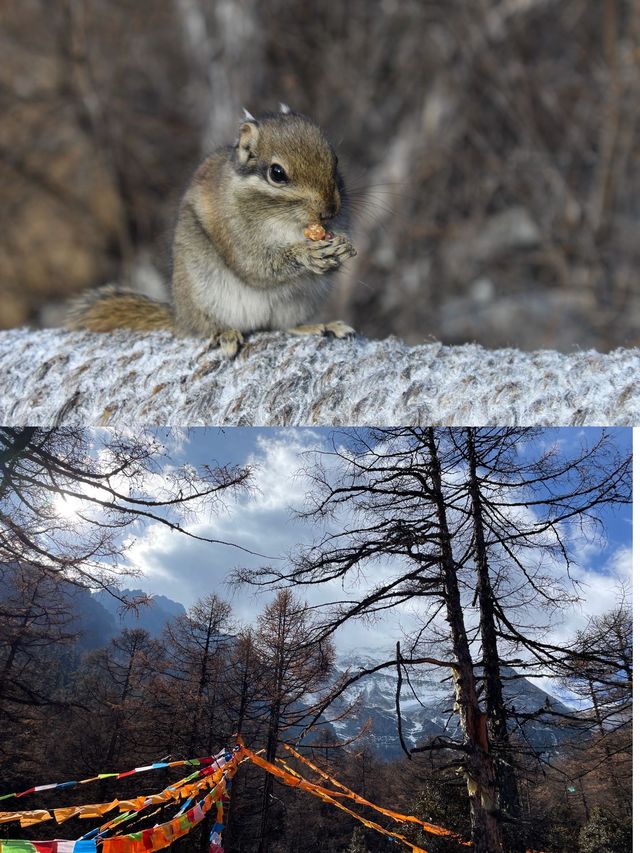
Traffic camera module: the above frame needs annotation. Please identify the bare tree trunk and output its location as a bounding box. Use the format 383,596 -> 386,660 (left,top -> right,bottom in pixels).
173,0 -> 262,152
103,646 -> 136,768
257,710 -> 280,853
224,635 -> 255,852
257,607 -> 286,853
426,428 -> 503,853
466,428 -> 523,852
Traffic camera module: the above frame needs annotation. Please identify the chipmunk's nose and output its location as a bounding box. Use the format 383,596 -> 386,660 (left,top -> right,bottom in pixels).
319,200 -> 339,222
317,187 -> 341,222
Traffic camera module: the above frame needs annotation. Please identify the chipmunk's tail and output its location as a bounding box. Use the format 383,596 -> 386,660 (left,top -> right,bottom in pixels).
66,285 -> 173,333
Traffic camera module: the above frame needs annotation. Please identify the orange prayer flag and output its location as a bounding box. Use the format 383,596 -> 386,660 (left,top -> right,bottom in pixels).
19,811 -> 52,828
239,747 -> 428,853
284,744 -> 472,845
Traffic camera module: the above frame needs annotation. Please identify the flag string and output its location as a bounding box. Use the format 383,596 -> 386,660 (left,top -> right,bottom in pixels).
0,750 -> 242,853
0,756 -> 224,804
0,739 -> 547,853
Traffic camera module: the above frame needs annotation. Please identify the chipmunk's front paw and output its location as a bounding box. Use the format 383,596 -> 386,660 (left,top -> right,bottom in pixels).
301,234 -> 357,274
289,320 -> 355,339
215,328 -> 244,358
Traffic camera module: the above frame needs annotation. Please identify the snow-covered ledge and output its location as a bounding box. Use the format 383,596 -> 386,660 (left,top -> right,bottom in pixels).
0,328 -> 638,426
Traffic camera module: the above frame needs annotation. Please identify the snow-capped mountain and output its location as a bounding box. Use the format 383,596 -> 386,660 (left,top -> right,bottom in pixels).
310,648 -> 577,760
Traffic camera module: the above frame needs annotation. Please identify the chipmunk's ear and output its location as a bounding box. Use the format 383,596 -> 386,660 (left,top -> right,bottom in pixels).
279,103 -> 291,114
237,114 -> 260,165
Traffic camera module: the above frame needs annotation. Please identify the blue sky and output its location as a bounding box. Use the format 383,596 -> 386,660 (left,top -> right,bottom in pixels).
118,427 -> 632,661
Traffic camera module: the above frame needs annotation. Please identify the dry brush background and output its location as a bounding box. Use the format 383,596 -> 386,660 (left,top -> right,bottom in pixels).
0,0 -> 638,352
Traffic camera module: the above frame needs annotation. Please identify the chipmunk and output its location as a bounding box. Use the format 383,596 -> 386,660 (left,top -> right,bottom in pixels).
67,105 -> 357,356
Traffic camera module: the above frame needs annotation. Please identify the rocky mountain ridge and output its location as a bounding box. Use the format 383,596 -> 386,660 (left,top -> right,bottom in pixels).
314,648 -> 575,760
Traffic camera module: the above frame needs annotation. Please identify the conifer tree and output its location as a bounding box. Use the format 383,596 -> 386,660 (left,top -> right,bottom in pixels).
254,590 -> 335,853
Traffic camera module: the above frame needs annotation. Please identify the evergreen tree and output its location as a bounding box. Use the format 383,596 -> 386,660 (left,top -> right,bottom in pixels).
346,826 -> 368,853
578,807 -> 632,853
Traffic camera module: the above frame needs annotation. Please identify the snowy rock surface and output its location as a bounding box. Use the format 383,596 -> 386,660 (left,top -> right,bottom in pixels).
320,651 -> 574,759
0,328 -> 638,426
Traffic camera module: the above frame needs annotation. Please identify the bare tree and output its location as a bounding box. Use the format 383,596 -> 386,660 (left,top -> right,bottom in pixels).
0,562 -> 80,773
78,627 -> 163,771
254,590 -> 335,853
236,426 -> 631,852
223,628 -> 267,852
0,427 -> 253,594
162,593 -> 234,756
557,595 -> 632,816
239,429 -> 505,851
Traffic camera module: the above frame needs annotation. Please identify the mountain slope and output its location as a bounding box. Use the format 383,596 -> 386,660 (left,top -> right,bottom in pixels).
93,587 -> 186,639
312,649 -> 577,760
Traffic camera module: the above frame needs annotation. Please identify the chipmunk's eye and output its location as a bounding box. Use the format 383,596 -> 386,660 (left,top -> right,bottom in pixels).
268,163 -> 288,184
